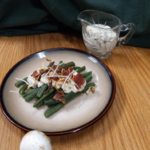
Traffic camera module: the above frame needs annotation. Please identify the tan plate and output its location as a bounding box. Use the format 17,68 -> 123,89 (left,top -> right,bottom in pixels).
0,48 -> 115,135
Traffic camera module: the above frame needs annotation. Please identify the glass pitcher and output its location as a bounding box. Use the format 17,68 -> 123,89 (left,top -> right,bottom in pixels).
77,10 -> 136,59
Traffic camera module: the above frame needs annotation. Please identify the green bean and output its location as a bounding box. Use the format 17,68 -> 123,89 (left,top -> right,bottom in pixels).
59,61 -> 63,64
59,61 -> 75,67
85,74 -> 92,83
35,101 -> 44,108
22,88 -> 38,98
73,66 -> 80,70
81,82 -> 95,93
46,90 -> 57,99
24,88 -> 40,102
44,103 -> 64,117
33,88 -> 55,107
44,82 -> 95,118
44,99 -> 60,107
44,73 -> 93,107
81,71 -> 92,78
36,84 -> 48,98
19,84 -> 28,95
76,66 -> 86,73
48,62 -> 52,67
15,77 -> 28,87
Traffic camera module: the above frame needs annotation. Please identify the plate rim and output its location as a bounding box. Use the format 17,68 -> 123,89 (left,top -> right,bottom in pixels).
0,48 -> 116,135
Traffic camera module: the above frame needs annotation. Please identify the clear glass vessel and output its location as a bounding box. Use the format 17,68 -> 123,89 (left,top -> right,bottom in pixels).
77,10 -> 136,59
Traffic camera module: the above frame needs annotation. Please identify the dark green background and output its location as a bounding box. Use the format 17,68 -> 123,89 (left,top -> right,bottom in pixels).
0,0 -> 150,47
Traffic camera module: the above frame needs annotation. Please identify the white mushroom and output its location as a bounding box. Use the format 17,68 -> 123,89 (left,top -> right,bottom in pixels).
20,130 -> 52,150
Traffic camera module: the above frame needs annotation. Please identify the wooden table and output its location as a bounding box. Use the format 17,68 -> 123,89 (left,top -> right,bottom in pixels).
0,31 -> 150,150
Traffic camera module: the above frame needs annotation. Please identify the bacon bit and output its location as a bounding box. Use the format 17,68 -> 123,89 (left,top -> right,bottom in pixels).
56,68 -> 62,74
48,77 -> 52,83
44,82 -> 52,94
52,91 -> 65,103
51,77 -> 59,81
39,68 -> 49,74
62,67 -> 73,76
73,73 -> 85,89
46,58 -> 51,61
59,98 -> 66,104
52,65 -> 56,70
39,69 -> 45,74
62,70 -> 70,76
59,66 -> 68,70
37,74 -> 41,81
64,66 -> 69,70
31,71 -> 40,79
33,69 -> 49,81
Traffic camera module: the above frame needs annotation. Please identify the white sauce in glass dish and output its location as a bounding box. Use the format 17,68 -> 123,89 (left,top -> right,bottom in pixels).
84,24 -> 117,54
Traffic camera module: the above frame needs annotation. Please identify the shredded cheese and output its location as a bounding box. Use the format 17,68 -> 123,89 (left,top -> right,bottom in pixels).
15,78 -> 30,85
62,71 -> 79,89
45,63 -> 55,76
10,90 -> 18,93
47,75 -> 68,78
53,62 -> 64,75
62,71 -> 74,88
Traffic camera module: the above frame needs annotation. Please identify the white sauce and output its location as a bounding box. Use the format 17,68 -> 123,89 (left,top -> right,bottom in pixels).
84,24 -> 117,53
27,68 -> 86,93
40,75 -> 49,84
61,70 -> 86,93
27,76 -> 37,88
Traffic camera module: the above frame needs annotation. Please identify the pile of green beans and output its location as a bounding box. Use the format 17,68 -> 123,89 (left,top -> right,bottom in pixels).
15,61 -> 95,118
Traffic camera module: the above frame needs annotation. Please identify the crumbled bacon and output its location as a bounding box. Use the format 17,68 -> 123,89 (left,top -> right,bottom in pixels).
56,68 -> 62,74
48,77 -> 52,83
73,73 -> 85,89
62,67 -> 73,76
31,71 -> 40,79
59,98 -> 66,104
64,66 -> 70,70
38,68 -> 49,77
52,91 -> 65,103
37,74 -> 41,81
32,69 -> 49,81
51,77 -> 59,81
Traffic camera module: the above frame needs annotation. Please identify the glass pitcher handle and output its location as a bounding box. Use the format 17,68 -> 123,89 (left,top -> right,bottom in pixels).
117,23 -> 136,46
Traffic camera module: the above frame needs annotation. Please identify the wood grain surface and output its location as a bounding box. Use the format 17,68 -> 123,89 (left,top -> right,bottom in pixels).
0,31 -> 150,150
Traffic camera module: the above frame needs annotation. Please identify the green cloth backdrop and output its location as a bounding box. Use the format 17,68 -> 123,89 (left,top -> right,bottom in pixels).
0,0 -> 150,47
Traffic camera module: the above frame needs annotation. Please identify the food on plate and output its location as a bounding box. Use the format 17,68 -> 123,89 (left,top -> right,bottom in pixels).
20,130 -> 52,150
15,59 -> 95,118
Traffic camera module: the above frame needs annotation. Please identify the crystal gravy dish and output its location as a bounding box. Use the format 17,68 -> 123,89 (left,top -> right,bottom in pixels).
77,10 -> 136,59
